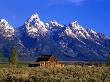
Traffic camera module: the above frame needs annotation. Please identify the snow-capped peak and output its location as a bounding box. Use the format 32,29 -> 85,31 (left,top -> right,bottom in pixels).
29,13 -> 40,21
48,20 -> 63,27
69,21 -> 90,39
87,28 -> 97,34
71,21 -> 84,30
72,21 -> 79,28
0,19 -> 8,25
25,13 -> 47,38
0,19 -> 15,38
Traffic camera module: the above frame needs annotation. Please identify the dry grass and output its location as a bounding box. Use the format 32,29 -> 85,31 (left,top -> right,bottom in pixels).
0,65 -> 110,82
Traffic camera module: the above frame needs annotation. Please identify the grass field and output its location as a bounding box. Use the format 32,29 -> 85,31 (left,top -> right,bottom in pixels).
0,64 -> 110,82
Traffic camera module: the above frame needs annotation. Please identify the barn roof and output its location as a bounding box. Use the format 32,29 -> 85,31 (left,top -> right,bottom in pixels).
36,55 -> 54,62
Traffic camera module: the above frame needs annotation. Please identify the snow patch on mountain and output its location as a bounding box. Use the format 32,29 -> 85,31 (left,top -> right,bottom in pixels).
0,19 -> 15,38
105,36 -> 110,39
86,28 -> 100,39
48,20 -> 63,28
70,21 -> 91,39
25,13 -> 47,38
64,27 -> 86,44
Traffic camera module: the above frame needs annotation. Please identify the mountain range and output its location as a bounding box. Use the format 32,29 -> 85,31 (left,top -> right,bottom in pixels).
0,13 -> 110,61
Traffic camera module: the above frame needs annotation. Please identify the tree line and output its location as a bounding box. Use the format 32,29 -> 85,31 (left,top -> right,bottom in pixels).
0,47 -> 110,66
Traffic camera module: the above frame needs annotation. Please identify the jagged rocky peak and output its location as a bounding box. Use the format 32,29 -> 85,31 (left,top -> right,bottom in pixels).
69,21 -> 91,39
24,13 -> 47,38
48,20 -> 63,28
0,19 -> 9,26
30,13 -> 39,20
70,21 -> 84,30
0,19 -> 15,38
72,21 -> 79,28
25,13 -> 42,26
86,28 -> 97,34
71,21 -> 86,30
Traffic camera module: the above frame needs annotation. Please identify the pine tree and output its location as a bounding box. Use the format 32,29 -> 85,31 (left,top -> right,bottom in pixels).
9,47 -> 18,65
0,52 -> 3,61
107,52 -> 110,66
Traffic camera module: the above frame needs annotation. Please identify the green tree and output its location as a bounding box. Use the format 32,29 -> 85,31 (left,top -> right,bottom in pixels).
107,52 -> 110,66
9,47 -> 18,65
0,52 -> 3,61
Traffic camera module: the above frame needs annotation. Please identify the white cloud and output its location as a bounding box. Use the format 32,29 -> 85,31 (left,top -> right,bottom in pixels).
68,0 -> 104,5
68,0 -> 87,5
45,0 -> 104,7
46,0 -> 88,6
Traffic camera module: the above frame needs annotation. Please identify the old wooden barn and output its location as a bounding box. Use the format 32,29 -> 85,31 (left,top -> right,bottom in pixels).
29,55 -> 64,67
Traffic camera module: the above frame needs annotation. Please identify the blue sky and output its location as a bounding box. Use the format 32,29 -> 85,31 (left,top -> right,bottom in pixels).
0,0 -> 110,35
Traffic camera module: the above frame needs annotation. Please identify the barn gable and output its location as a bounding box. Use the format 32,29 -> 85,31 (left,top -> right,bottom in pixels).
36,55 -> 53,62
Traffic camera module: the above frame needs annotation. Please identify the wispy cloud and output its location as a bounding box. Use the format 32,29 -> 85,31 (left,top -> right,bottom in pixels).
68,0 -> 87,5
45,0 -> 88,7
45,0 -> 104,7
68,0 -> 104,5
